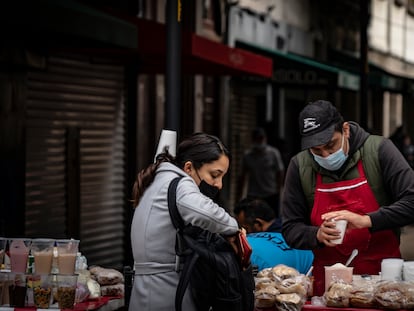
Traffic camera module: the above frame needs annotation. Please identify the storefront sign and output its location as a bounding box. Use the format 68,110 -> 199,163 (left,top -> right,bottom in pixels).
273,69 -> 329,85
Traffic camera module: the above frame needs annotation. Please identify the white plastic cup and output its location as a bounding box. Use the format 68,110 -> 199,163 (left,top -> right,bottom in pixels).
9,238 -> 32,273
381,258 -> 404,281
32,274 -> 53,309
31,238 -> 55,274
8,272 -> 28,307
403,261 -> 414,281
56,274 -> 78,309
331,220 -> 348,244
56,239 -> 79,275
154,129 -> 177,162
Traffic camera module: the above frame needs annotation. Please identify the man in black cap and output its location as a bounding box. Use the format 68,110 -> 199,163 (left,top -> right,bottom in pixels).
281,100 -> 414,296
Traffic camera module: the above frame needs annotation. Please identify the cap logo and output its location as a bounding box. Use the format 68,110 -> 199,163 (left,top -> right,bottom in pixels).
303,118 -> 320,133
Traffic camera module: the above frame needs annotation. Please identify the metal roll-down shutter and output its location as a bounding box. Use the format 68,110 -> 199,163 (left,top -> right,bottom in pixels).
25,54 -> 126,269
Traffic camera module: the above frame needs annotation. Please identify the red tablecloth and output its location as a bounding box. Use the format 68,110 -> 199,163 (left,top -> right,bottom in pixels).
74,296 -> 112,310
303,306 -> 409,311
10,296 -> 122,311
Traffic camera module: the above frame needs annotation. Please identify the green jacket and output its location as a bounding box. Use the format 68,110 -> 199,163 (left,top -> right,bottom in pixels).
297,135 -> 390,208
281,122 -> 414,250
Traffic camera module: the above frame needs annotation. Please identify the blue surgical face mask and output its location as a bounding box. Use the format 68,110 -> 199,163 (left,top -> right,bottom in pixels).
312,133 -> 348,171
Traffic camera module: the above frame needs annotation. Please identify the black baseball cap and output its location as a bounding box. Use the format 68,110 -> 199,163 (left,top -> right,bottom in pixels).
299,100 -> 342,150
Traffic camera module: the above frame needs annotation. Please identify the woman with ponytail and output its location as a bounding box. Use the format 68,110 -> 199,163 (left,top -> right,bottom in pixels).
129,132 -> 239,311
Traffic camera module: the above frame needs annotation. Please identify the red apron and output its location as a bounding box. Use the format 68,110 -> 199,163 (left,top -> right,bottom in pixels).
310,161 -> 400,296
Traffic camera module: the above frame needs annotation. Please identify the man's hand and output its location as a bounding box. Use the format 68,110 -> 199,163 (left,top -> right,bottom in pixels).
322,210 -> 372,229
226,228 -> 247,250
316,219 -> 342,247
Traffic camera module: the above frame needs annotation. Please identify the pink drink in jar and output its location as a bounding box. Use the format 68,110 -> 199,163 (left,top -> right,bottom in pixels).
9,239 -> 31,273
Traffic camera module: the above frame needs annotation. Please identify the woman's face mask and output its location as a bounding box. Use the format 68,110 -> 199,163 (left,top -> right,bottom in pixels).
312,133 -> 348,171
187,156 -> 228,200
198,179 -> 220,200
195,169 -> 220,199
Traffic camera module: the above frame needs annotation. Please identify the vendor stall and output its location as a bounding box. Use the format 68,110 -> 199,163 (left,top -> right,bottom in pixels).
0,296 -> 124,311
253,263 -> 414,311
0,237 -> 126,311
256,303 -> 412,311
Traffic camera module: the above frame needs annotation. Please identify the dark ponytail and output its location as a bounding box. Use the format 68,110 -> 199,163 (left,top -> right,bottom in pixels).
132,151 -> 174,207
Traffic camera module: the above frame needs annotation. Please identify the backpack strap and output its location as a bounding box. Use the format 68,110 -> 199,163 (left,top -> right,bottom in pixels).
175,251 -> 199,311
168,176 -> 185,230
168,176 -> 190,259
167,176 -> 200,311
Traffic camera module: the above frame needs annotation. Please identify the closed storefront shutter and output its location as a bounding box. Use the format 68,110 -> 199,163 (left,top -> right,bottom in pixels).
25,55 -> 126,269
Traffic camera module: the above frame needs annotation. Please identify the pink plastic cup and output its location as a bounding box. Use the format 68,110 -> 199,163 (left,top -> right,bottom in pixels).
9,238 -> 32,273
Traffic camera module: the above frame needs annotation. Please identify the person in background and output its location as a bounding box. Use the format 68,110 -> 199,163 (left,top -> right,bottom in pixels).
281,100 -> 414,296
237,127 -> 285,216
129,133 -> 239,311
234,198 -> 313,274
389,125 -> 405,153
234,197 -> 282,233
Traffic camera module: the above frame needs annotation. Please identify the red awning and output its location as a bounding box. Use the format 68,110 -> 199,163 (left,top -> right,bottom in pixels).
134,19 -> 273,77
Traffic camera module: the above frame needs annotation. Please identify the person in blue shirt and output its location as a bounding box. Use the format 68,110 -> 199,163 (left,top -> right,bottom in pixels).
234,198 -> 314,274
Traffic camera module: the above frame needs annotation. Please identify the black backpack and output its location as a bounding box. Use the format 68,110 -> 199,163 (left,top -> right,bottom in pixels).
168,177 -> 255,311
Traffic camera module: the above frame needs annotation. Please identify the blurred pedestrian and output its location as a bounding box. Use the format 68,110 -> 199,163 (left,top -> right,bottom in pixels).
234,198 -> 313,274
237,127 -> 285,216
389,125 -> 405,153
282,100 -> 414,296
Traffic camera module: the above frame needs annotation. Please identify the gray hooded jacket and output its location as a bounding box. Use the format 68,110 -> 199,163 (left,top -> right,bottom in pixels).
129,162 -> 239,311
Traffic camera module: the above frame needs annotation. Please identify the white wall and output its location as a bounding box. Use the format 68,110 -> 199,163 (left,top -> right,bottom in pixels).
237,0 -> 310,30
405,15 -> 414,63
228,0 -> 312,55
370,0 -> 414,64
370,0 -> 389,52
390,3 -> 405,58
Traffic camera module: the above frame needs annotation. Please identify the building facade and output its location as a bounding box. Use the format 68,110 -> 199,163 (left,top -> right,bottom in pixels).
2,0 -> 414,269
